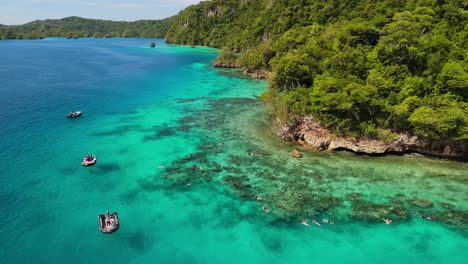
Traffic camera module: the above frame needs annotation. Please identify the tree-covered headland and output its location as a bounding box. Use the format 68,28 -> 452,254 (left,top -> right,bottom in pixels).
0,16 -> 175,39
166,0 -> 468,142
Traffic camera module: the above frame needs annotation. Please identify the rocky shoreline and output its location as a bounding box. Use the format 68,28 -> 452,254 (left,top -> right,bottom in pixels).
281,116 -> 468,159
213,61 -> 268,79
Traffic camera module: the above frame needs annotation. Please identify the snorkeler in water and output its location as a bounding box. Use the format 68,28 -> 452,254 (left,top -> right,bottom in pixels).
420,215 -> 436,220
262,206 -> 271,214
300,219 -> 311,227
383,218 -> 392,224
253,194 -> 263,200
312,219 -> 321,227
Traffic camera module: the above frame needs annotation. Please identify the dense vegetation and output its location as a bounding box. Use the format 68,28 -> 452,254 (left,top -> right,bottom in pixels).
0,16 -> 176,39
166,0 -> 468,141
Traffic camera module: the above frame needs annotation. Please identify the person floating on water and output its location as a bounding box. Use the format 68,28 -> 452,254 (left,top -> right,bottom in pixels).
262,205 -> 271,214
322,218 -> 336,225
312,219 -> 321,227
187,179 -> 191,187
253,194 -> 263,200
420,215 -> 436,221
300,219 -> 310,227
383,218 -> 392,224
158,165 -> 165,169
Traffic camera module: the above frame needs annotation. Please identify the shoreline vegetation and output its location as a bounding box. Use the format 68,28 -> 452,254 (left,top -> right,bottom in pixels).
3,0 -> 466,158
165,0 -> 467,158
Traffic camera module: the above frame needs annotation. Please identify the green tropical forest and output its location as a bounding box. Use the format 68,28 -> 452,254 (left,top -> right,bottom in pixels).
166,0 -> 468,142
0,16 -> 175,39
1,0 -> 466,142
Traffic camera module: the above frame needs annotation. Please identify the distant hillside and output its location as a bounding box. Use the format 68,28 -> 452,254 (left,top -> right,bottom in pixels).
166,0 -> 468,142
0,16 -> 176,39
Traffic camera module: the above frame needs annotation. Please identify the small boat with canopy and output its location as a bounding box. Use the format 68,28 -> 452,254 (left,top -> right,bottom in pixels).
67,111 -> 82,118
98,211 -> 119,234
82,153 -> 97,166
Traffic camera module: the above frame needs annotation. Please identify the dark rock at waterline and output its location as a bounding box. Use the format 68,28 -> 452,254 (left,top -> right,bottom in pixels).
150,41 -> 155,48
351,202 -> 409,222
407,197 -> 434,208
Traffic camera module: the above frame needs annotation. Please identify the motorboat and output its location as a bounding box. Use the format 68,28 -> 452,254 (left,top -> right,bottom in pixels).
67,111 -> 82,118
82,154 -> 97,166
98,211 -> 119,234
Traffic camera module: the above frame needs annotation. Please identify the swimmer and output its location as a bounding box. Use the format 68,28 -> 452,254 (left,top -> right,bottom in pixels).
322,218 -> 329,223
192,164 -> 197,168
329,221 -> 336,225
253,194 -> 263,201
411,211 -> 421,215
421,215 -> 435,220
300,219 -> 310,227
199,166 -> 203,170
247,152 -> 255,156
262,206 -> 271,214
312,219 -> 321,227
158,165 -> 165,169
187,181 -> 191,187
383,218 -> 392,224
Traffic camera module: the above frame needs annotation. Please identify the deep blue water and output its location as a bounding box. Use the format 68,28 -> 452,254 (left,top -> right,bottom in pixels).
0,38 -> 466,264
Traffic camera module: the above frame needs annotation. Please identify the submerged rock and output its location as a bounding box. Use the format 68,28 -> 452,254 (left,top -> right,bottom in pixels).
438,209 -> 468,230
407,197 -> 433,208
351,202 -> 409,222
292,149 -> 302,158
223,175 -> 256,199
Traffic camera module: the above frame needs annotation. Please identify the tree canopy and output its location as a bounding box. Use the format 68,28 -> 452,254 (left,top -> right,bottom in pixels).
0,16 -> 176,39
166,0 -> 468,141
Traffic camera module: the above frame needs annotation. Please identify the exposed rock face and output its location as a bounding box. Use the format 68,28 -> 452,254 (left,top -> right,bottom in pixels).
213,61 -> 237,68
283,116 -> 468,158
243,68 -> 268,79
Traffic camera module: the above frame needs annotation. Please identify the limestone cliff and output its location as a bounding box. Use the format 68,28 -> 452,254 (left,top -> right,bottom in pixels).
282,116 -> 468,159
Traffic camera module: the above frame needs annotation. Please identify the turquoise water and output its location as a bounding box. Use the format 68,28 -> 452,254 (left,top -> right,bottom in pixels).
0,38 -> 466,263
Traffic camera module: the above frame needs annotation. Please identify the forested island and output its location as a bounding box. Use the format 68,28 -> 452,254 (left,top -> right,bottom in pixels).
166,0 -> 468,157
2,0 -> 467,157
0,16 -> 175,39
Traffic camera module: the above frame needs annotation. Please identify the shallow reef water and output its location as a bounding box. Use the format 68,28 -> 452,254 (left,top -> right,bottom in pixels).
0,38 -> 466,264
